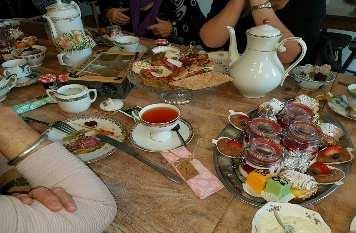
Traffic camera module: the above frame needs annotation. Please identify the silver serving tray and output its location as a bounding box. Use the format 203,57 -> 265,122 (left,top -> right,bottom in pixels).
213,112 -> 353,207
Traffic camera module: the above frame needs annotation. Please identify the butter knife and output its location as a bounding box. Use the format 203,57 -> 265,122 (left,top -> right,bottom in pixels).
96,134 -> 183,184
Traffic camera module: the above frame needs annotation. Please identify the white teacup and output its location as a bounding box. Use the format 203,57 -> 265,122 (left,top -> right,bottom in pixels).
113,35 -> 140,52
0,74 -> 17,102
139,103 -> 180,142
57,48 -> 92,68
47,84 -> 97,113
2,59 -> 32,80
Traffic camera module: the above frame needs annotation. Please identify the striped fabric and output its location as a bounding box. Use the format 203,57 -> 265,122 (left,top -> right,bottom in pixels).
0,143 -> 117,233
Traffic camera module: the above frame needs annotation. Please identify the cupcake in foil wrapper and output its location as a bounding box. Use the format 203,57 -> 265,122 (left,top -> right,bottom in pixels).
294,94 -> 319,113
282,150 -> 312,173
258,98 -> 285,117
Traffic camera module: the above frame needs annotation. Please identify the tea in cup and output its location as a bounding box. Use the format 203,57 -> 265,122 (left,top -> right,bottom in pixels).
139,103 -> 180,142
47,84 -> 97,113
2,59 -> 32,80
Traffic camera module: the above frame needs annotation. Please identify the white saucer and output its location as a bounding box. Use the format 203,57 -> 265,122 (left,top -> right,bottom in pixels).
100,98 -> 124,111
130,119 -> 193,152
0,95 -> 7,103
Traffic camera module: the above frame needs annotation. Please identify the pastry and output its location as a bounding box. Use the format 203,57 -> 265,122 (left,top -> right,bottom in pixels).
264,176 -> 292,199
246,170 -> 271,194
308,162 -> 345,184
280,170 -> 318,199
317,145 -> 353,164
229,112 -> 250,131
216,138 -> 243,158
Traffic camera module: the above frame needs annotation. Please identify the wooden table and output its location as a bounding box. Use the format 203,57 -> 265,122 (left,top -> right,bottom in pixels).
2,46 -> 356,233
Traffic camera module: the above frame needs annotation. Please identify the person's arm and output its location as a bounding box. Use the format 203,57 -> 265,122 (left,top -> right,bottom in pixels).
200,0 -> 246,48
0,106 -> 117,233
249,0 -> 300,64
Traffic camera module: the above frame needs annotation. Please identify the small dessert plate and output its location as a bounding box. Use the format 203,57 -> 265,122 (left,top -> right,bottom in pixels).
212,136 -> 243,159
48,115 -> 125,163
317,145 -> 354,164
228,110 -> 250,131
130,119 -> 193,152
252,202 -> 331,233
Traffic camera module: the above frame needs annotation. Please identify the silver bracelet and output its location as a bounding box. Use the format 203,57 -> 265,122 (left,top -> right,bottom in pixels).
8,130 -> 49,166
251,0 -> 272,11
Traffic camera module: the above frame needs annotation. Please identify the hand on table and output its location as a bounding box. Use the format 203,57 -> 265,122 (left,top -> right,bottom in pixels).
106,8 -> 130,25
12,187 -> 77,212
148,17 -> 172,38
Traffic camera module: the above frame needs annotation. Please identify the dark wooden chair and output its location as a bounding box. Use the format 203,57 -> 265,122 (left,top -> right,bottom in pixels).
341,37 -> 356,75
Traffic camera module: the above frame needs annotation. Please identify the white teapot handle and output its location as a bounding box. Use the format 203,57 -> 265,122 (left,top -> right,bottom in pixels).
277,37 -> 307,86
71,1 -> 82,17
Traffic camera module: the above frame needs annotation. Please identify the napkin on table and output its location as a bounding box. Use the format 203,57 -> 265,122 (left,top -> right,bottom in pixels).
161,147 -> 224,199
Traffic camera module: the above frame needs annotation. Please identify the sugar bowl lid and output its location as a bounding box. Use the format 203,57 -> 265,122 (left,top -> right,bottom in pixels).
46,0 -> 79,17
247,24 -> 282,38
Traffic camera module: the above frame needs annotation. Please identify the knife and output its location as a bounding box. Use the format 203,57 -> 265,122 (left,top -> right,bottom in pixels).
23,117 -> 183,184
96,135 -> 183,184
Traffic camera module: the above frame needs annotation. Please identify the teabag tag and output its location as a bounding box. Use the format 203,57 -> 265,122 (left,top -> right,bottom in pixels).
174,159 -> 199,181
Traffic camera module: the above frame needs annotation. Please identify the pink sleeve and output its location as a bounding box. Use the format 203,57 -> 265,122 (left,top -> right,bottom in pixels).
0,143 -> 117,233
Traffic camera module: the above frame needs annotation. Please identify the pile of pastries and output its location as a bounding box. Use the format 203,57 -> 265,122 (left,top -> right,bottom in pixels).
131,45 -> 232,90
214,94 -> 353,202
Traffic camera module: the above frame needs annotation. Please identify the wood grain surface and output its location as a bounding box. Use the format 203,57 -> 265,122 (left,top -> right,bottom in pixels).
2,43 -> 355,233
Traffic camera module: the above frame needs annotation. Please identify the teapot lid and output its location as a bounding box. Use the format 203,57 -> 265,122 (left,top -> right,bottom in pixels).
247,24 -> 281,38
46,0 -> 75,13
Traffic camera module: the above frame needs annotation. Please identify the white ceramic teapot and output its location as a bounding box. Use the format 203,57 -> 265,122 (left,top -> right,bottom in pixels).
227,24 -> 307,98
43,0 -> 84,40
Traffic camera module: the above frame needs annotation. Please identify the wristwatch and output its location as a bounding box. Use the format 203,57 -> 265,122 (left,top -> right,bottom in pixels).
251,1 -> 272,11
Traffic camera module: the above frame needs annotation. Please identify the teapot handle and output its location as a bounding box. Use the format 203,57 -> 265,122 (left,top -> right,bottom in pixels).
71,1 -> 82,17
277,37 -> 307,86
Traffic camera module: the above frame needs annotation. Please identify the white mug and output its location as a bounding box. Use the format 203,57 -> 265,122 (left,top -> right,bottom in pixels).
2,59 -> 32,80
0,74 -> 18,102
47,84 -> 97,113
57,48 -> 92,68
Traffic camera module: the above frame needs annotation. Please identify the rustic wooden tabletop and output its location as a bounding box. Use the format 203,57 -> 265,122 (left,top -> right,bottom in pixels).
2,44 -> 356,233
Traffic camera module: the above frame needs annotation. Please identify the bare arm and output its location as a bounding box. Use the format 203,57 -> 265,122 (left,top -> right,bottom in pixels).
200,0 -> 246,48
249,0 -> 301,64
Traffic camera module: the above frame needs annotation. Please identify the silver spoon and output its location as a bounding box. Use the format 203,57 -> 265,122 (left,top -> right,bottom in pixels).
273,211 -> 297,233
172,124 -> 186,147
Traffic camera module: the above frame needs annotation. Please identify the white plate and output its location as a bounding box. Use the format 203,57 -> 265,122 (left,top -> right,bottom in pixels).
107,44 -> 148,54
48,115 -> 125,163
328,99 -> 356,121
130,119 -> 193,152
252,202 -> 331,233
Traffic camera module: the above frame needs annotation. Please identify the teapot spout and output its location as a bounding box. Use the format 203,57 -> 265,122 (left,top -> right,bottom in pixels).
226,26 -> 239,66
43,15 -> 58,39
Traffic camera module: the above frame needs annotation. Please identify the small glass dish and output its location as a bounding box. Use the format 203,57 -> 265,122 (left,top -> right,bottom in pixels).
248,117 -> 282,141
244,137 -> 283,169
277,102 -> 314,127
281,121 -> 321,153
